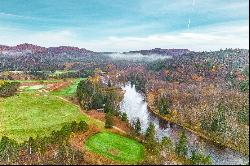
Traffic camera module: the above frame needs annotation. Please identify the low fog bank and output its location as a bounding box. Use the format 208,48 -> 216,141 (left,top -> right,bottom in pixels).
103,52 -> 172,62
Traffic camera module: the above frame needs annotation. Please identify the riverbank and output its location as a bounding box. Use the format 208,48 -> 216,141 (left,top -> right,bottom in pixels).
146,92 -> 249,156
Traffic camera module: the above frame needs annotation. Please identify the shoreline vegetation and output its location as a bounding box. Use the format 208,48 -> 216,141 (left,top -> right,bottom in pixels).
145,94 -> 249,156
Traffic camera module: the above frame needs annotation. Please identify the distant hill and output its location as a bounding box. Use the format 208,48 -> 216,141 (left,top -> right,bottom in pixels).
126,48 -> 191,56
0,44 -> 248,74
0,43 -> 94,54
0,43 -> 96,71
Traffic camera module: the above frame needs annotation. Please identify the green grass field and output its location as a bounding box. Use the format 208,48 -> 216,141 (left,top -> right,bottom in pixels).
50,78 -> 85,96
49,70 -> 76,77
9,79 -> 62,83
20,85 -> 46,92
85,132 -> 144,164
0,93 -> 88,142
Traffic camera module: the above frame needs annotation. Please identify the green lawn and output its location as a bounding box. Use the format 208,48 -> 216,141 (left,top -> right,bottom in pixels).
8,79 -> 63,83
20,85 -> 46,92
0,93 -> 88,142
49,70 -> 76,77
85,132 -> 144,164
50,78 -> 85,96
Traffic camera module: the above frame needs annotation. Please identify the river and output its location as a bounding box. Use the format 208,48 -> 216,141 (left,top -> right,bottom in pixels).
119,83 -> 249,165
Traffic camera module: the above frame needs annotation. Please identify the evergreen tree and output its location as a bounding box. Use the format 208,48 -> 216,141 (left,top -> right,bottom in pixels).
211,102 -> 227,133
91,92 -> 104,109
27,137 -> 35,155
190,151 -> 212,165
121,112 -> 128,121
161,136 -> 173,152
158,97 -> 170,115
104,102 -> 113,114
175,131 -> 188,157
71,121 -> 78,133
145,122 -> 156,141
134,118 -> 141,135
145,122 -> 158,154
0,136 -> 18,164
36,137 -> 47,162
72,149 -> 84,164
57,144 -> 67,164
105,112 -> 113,128
108,80 -> 112,87
78,121 -> 88,132
60,123 -> 72,140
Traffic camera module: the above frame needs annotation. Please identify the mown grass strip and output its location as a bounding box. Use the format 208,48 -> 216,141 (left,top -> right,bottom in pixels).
85,132 -> 144,164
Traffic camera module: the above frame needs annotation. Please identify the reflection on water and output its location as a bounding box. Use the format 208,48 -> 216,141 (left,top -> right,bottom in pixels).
120,83 -> 249,165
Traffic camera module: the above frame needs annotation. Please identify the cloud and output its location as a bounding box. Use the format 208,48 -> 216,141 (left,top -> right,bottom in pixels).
139,0 -> 249,16
0,12 -> 32,19
0,29 -> 77,47
0,12 -> 44,21
0,21 -> 248,52
80,22 -> 249,51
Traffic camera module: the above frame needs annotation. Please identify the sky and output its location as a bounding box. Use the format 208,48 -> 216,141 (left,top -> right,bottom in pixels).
0,0 -> 249,51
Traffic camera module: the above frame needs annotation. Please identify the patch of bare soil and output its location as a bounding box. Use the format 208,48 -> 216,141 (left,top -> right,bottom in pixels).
46,81 -> 71,91
20,82 -> 45,86
108,148 -> 120,156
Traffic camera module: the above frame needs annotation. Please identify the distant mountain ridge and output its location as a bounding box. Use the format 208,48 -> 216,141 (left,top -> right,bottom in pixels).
126,48 -> 191,56
0,43 -> 192,56
0,43 -> 94,54
0,43 -> 248,75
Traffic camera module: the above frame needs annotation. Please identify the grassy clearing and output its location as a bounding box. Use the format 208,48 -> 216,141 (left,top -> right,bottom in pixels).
50,78 -> 85,96
8,79 -> 62,83
85,132 -> 144,164
49,70 -> 76,77
0,93 -> 88,143
20,85 -> 46,92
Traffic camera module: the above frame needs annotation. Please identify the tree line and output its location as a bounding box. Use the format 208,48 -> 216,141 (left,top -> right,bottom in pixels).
0,120 -> 88,165
77,77 -> 122,129
140,122 -> 212,165
0,81 -> 20,97
127,72 -> 147,94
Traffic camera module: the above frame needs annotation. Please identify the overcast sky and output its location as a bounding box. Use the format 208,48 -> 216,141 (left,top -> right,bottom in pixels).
0,0 -> 249,51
